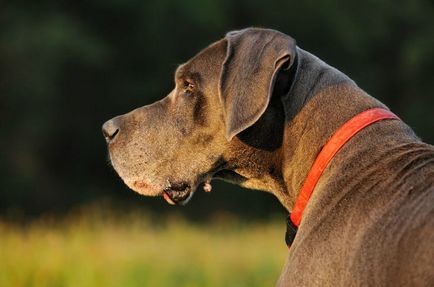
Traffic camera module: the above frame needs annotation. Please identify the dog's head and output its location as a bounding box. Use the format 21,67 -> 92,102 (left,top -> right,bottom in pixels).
102,28 -> 296,205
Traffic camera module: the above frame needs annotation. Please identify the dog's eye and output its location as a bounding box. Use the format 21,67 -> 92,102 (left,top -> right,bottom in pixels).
183,80 -> 194,95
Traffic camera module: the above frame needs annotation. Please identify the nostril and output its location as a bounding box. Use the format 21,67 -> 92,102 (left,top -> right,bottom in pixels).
102,120 -> 120,142
108,128 -> 119,140
111,128 -> 119,138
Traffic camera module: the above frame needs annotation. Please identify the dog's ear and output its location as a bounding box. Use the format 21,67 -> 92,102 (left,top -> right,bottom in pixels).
219,28 -> 296,141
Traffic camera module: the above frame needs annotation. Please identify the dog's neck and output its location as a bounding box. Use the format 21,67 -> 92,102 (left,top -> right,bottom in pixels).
278,48 -> 386,210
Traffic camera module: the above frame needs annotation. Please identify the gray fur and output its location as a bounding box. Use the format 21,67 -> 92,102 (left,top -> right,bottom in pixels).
284,48 -> 356,122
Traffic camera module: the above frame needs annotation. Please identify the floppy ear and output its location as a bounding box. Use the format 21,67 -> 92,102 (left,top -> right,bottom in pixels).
219,28 -> 296,141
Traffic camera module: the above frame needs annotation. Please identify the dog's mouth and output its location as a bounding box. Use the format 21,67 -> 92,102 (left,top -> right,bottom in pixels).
163,182 -> 193,205
160,161 -> 229,206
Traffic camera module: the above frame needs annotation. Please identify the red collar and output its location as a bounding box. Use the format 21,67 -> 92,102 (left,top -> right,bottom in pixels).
285,108 -> 400,247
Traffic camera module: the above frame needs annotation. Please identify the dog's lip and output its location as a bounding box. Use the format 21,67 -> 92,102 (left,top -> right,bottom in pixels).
162,182 -> 192,205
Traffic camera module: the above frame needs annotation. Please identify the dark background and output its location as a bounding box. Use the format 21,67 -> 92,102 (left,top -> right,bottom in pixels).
1,0 -> 433,220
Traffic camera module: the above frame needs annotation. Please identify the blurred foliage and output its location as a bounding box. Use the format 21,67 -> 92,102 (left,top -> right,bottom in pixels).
0,204 -> 287,286
1,0 -> 433,217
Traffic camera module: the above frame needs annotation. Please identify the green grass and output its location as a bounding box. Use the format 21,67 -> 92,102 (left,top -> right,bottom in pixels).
0,207 -> 288,287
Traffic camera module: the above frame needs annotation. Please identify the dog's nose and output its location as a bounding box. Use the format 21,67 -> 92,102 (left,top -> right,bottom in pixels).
102,119 -> 120,142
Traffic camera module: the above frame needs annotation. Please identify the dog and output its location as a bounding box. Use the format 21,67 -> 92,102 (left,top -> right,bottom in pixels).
102,28 -> 434,286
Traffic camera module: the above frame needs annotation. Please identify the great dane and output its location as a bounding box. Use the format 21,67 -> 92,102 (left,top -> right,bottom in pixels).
102,28 -> 434,286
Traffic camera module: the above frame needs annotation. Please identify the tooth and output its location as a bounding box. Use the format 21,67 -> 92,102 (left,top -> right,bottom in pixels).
165,179 -> 171,189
